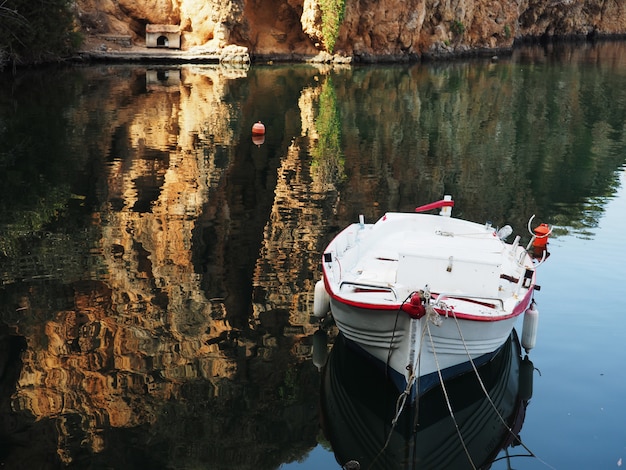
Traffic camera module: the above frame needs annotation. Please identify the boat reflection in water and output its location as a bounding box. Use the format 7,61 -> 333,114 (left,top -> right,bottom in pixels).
320,330 -> 534,469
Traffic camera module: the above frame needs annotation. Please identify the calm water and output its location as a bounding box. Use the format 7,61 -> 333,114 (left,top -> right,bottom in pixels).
1,42 -> 626,469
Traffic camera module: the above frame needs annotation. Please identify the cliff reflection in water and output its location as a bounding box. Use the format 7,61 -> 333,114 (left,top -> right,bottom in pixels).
1,42 -> 626,469
0,65 -> 336,469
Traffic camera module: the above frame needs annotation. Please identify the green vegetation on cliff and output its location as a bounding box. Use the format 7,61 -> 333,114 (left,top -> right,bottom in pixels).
0,0 -> 80,69
320,0 -> 345,53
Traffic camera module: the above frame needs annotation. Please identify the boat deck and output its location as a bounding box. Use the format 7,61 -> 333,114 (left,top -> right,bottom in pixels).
326,212 -> 534,317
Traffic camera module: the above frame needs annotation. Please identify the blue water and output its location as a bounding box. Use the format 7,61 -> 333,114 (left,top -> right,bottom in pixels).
511,167 -> 626,470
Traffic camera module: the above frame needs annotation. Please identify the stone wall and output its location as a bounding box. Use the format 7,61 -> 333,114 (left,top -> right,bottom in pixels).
75,0 -> 626,60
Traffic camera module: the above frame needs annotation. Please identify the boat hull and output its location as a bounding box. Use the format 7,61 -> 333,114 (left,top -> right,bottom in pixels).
320,330 -> 529,469
319,201 -> 542,401
330,296 -> 520,399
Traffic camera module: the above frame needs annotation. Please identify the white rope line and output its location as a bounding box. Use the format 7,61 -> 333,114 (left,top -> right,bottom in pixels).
447,309 -> 557,470
446,232 -> 494,237
369,288 -> 556,470
426,320 -> 477,470
372,295 -> 431,469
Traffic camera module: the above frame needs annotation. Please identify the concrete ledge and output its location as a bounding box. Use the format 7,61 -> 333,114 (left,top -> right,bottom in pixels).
73,45 -> 251,65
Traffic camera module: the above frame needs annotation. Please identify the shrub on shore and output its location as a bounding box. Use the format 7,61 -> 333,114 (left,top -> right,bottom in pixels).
0,0 -> 81,70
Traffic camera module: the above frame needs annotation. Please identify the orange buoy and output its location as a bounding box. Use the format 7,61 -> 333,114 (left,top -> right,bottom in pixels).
252,121 -> 266,135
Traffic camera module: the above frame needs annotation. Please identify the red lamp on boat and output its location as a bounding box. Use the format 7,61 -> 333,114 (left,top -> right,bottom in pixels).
532,223 -> 551,248
530,222 -> 552,259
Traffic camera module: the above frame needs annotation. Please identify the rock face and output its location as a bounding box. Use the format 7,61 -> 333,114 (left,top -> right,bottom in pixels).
76,0 -> 626,60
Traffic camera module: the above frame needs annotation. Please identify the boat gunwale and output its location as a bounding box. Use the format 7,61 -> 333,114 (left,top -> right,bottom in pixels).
322,271 -> 534,323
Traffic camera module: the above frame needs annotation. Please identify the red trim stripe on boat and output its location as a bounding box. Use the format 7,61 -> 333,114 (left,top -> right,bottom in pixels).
322,273 -> 533,322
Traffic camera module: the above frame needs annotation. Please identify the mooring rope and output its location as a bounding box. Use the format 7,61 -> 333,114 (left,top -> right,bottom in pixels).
371,293 -> 453,469
426,320 -> 478,470
370,294 -> 429,469
444,305 -> 557,470
363,287 -> 556,470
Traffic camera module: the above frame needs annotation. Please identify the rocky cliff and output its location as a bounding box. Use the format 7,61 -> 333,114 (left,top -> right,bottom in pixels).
75,0 -> 626,61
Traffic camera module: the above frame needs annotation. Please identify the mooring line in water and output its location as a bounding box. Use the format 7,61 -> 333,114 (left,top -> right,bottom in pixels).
371,293 -> 555,470
447,310 -> 558,470
426,321 -> 478,470
367,308 -> 405,470
411,320 -> 429,431
369,299 -> 428,470
366,366 -> 413,469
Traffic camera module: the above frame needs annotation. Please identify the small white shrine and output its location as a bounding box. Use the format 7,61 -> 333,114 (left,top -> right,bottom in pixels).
146,24 -> 181,49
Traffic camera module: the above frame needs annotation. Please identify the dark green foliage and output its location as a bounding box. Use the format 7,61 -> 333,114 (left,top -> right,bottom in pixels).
319,0 -> 345,53
0,0 -> 81,68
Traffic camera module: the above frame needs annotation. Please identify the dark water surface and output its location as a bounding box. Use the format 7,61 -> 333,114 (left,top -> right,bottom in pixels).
1,42 -> 626,469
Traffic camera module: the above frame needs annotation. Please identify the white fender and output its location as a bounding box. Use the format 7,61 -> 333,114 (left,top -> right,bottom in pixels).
521,301 -> 539,353
313,279 -> 331,319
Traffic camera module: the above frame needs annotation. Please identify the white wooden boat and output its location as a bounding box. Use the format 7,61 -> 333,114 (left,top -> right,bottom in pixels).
314,196 -> 549,401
